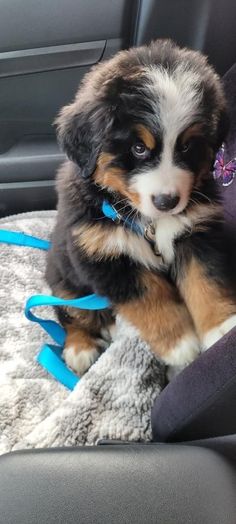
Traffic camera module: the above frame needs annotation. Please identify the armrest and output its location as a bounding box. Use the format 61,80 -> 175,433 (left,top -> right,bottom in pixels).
0,444 -> 236,524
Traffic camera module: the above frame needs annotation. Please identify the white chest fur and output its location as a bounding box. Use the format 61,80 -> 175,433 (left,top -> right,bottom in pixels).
154,215 -> 191,264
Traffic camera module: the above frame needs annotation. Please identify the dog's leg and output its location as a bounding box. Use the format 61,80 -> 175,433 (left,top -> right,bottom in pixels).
117,271 -> 200,368
178,257 -> 236,351
63,323 -> 108,376
54,288 -> 115,376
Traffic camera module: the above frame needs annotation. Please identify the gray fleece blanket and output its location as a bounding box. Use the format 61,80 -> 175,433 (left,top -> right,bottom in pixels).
0,211 -> 165,454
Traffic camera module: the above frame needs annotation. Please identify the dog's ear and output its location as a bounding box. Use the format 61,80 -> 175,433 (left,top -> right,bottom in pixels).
55,100 -> 112,178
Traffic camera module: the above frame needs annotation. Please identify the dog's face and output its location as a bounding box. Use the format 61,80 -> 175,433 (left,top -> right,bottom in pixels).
56,40 -> 228,220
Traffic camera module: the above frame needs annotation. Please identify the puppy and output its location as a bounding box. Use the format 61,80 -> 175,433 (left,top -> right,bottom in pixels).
46,39 -> 236,376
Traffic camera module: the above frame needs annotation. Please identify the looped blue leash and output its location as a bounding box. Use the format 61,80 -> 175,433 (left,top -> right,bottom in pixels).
26,293 -> 110,390
0,228 -> 110,390
0,200 -> 155,390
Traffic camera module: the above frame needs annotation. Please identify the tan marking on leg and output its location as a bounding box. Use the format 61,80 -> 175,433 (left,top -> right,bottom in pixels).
65,324 -> 94,353
55,286 -> 114,334
65,324 -> 97,352
135,124 -> 156,150
178,257 -> 236,337
117,271 -> 199,364
63,324 -> 102,375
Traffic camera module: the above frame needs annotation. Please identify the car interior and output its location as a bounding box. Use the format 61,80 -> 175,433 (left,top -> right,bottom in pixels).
0,0 -> 236,522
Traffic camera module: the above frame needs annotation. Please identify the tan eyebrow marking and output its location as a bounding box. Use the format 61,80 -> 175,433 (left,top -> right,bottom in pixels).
135,124 -> 156,150
93,153 -> 140,207
181,123 -> 204,144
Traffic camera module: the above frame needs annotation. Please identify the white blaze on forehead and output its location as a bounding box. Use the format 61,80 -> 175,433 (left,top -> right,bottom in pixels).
146,64 -> 203,143
129,65 -> 203,219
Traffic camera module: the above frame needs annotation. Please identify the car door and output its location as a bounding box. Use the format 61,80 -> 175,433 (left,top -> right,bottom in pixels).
0,0 -> 138,217
0,0 -> 235,217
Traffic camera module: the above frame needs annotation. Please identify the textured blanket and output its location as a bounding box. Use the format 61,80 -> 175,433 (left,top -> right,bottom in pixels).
0,211 -> 165,454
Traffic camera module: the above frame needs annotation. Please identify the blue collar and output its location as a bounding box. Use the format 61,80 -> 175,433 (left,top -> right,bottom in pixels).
102,200 -> 160,256
102,200 -> 142,236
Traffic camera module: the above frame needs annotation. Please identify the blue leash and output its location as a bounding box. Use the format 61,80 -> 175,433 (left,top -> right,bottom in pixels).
0,201 -> 147,389
0,229 -> 50,250
102,200 -> 143,235
102,200 -> 158,253
0,228 -> 110,390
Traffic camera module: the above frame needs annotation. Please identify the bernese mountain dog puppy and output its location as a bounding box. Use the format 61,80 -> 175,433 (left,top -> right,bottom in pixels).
46,39 -> 236,376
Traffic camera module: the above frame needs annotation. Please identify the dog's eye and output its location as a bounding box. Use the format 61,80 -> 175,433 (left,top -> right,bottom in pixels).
181,141 -> 191,153
132,142 -> 149,158
181,138 -> 196,154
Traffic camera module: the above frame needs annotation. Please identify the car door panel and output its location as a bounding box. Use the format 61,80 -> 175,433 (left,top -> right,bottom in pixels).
0,0 -> 133,51
0,0 -> 137,216
0,0 -> 235,217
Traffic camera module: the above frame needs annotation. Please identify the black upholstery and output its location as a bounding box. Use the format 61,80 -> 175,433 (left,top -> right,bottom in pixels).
0,444 -> 236,524
152,327 -> 236,442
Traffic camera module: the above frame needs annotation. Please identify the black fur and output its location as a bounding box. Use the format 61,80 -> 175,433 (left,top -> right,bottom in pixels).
47,39 -> 235,329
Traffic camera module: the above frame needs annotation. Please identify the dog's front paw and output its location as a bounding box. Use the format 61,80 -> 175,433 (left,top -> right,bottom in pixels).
163,332 -> 200,368
202,314 -> 236,351
63,326 -> 110,376
63,345 -> 100,376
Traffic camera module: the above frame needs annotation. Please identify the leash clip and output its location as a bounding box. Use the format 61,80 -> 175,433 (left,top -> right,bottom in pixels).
144,223 -> 161,257
113,212 -> 122,225
144,222 -> 156,242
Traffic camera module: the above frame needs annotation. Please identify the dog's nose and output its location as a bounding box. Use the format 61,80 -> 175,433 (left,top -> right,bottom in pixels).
152,193 -> 180,211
